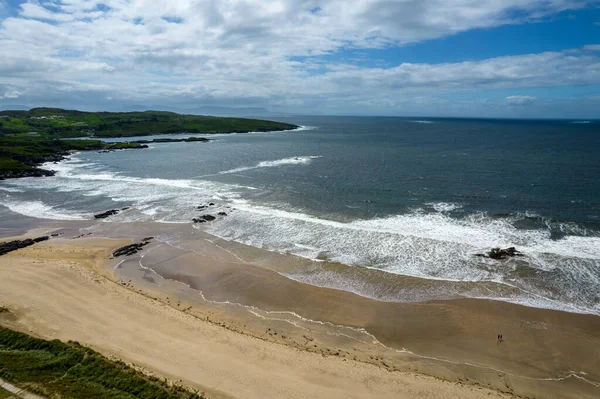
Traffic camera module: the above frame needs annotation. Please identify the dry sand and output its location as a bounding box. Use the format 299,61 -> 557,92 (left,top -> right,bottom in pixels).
0,232 -> 599,398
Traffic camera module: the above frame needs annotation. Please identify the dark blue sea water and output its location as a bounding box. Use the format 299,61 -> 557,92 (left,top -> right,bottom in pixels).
1,116 -> 599,314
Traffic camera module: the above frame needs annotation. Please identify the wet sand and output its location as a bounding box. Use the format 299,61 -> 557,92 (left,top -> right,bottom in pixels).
1,221 -> 599,398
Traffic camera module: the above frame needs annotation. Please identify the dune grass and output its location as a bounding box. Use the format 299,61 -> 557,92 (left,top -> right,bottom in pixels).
0,386 -> 12,398
0,327 -> 204,399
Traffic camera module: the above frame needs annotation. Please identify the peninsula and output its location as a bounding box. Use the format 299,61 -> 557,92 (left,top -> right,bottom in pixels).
0,108 -> 298,180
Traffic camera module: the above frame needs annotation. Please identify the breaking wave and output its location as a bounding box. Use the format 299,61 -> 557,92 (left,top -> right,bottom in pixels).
218,156 -> 321,175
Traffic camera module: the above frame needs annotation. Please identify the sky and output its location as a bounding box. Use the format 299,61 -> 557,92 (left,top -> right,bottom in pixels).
0,0 -> 600,118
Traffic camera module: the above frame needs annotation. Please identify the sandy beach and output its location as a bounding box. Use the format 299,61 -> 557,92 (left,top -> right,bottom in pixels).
1,222 -> 599,399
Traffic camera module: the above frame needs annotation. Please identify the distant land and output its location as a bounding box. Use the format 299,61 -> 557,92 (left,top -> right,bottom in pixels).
120,105 -> 279,117
0,107 -> 298,180
0,107 -> 297,138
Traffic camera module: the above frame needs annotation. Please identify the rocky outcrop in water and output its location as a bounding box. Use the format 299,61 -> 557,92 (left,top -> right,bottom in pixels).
112,237 -> 153,257
94,209 -> 120,219
477,247 -> 523,260
193,214 -> 216,223
0,236 -> 49,256
133,137 -> 209,144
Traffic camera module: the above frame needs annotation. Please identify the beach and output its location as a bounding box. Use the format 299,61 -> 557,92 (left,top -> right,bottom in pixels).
1,220 -> 599,398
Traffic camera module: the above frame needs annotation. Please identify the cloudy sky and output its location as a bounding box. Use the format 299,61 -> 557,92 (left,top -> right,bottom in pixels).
1,0 -> 600,117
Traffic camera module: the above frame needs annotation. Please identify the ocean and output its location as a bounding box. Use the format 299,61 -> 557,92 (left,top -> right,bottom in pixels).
1,116 -> 599,314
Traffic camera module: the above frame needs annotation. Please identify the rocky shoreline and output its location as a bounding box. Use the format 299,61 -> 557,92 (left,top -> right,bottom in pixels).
0,142 -> 149,181
0,137 -> 214,181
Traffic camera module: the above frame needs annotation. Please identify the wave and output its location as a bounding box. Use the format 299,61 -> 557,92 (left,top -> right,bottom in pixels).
0,186 -> 24,193
218,156 -> 321,175
426,202 -> 463,212
204,203 -> 600,315
570,121 -> 592,124
0,198 -> 87,220
410,120 -> 434,124
4,155 -> 600,315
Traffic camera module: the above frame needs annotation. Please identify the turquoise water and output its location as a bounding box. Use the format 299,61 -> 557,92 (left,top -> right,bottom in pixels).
1,116 -> 599,313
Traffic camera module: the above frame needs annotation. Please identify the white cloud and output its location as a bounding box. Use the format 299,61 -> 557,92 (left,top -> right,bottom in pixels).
0,0 -> 598,115
584,44 -> 600,51
506,95 -> 537,105
1,90 -> 21,99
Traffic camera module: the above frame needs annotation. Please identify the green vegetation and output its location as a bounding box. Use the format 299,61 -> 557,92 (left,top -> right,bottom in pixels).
0,326 -> 204,398
0,135 -> 148,179
0,107 -> 297,180
0,108 -> 297,138
0,386 -> 12,398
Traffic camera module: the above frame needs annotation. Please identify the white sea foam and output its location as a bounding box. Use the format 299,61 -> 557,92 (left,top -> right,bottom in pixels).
427,202 -> 463,212
204,202 -> 600,314
5,154 -> 600,314
0,199 -> 86,220
218,156 -> 321,175
570,121 -> 592,124
410,120 -> 434,124
0,186 -> 24,193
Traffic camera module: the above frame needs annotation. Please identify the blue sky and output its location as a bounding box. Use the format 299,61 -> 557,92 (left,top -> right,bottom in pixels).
0,0 -> 600,118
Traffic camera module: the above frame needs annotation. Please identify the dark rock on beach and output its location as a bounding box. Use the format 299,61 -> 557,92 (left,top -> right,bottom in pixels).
94,209 -> 120,219
112,238 -> 152,257
218,212 -> 228,216
0,236 -> 50,256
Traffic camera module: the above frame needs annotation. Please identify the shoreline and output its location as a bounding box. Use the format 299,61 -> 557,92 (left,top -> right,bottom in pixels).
1,220 -> 599,398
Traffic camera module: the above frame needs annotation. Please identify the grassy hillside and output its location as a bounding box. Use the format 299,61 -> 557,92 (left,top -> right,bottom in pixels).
0,135 -> 147,179
0,107 -> 298,180
0,326 -> 204,398
0,108 -> 297,138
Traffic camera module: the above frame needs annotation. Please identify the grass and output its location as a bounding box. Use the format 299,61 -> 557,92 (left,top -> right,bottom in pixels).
0,136 -> 148,177
0,157 -> 32,171
0,326 -> 204,398
0,108 -> 297,138
0,386 -> 12,398
0,107 -> 297,178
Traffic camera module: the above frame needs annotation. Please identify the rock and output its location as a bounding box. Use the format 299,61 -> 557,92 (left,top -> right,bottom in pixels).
209,202 -> 215,206
0,168 -> 56,180
121,207 -> 130,211
192,214 -> 216,223
197,205 -> 207,210
218,212 -> 228,216
142,237 -> 154,242
0,236 -> 50,256
112,240 -> 151,257
483,247 -> 523,260
94,209 -> 120,219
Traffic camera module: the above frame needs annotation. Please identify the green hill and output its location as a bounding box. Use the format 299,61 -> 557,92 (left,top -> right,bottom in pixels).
0,108 -> 297,138
0,108 -> 298,180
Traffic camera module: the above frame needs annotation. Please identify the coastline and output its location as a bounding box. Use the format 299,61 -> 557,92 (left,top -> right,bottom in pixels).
1,219 -> 599,398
